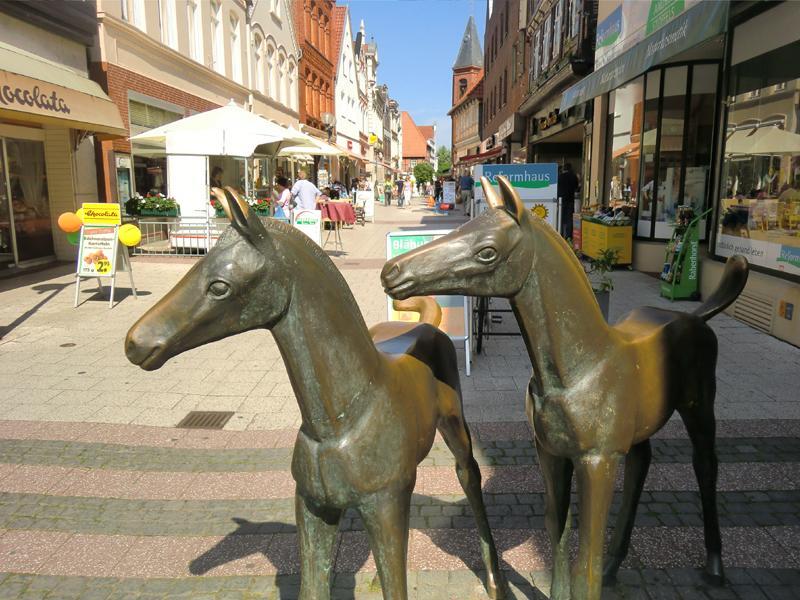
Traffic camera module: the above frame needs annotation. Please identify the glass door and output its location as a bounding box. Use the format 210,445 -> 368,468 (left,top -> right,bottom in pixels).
1,137 -> 54,265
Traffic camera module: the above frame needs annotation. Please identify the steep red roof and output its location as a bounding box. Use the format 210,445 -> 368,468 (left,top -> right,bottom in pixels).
418,126 -> 434,142
331,6 -> 348,75
402,112 -> 430,159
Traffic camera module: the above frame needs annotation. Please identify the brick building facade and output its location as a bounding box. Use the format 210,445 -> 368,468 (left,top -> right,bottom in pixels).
482,0 -> 528,163
293,0 -> 335,134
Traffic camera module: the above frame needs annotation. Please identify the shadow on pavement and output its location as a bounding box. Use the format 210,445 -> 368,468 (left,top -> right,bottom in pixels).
0,282 -> 71,339
189,472 -> 546,598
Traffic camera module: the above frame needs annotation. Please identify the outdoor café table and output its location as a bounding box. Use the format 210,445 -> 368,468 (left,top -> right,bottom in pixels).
316,200 -> 356,252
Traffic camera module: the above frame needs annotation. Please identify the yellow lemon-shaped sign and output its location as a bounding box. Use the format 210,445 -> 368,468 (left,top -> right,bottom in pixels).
119,223 -> 142,247
531,204 -> 549,220
368,133 -> 377,146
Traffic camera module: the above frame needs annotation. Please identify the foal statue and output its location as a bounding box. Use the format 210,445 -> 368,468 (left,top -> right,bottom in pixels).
125,188 -> 506,600
381,176 -> 749,600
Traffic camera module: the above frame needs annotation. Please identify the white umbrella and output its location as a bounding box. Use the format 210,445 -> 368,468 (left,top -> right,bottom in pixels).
278,127 -> 344,157
129,100 -> 309,156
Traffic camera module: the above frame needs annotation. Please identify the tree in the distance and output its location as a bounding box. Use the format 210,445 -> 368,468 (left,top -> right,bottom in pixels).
413,162 -> 434,185
437,146 -> 452,175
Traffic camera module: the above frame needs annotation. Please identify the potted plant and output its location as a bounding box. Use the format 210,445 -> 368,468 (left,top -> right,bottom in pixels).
137,193 -> 180,217
573,245 -> 618,321
248,195 -> 272,216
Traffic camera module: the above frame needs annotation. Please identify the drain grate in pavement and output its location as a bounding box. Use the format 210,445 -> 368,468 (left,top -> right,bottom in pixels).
176,411 -> 234,430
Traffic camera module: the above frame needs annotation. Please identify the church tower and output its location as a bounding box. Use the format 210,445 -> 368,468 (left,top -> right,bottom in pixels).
452,16 -> 483,105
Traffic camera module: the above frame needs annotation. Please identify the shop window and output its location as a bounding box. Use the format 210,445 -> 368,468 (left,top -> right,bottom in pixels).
605,76 -> 644,214
0,138 -> 53,264
716,36 -> 800,276
653,66 -> 689,239
129,100 -> 182,197
680,64 -> 718,240
637,71 -> 661,237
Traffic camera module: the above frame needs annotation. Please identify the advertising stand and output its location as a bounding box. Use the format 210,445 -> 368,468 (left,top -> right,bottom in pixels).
386,230 -> 472,375
73,204 -> 137,309
660,207 -> 712,301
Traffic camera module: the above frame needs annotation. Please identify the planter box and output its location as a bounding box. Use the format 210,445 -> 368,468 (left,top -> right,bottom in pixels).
140,209 -> 179,217
252,207 -> 271,216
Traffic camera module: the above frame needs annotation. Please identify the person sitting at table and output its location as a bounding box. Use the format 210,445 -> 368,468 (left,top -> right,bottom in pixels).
291,169 -> 322,210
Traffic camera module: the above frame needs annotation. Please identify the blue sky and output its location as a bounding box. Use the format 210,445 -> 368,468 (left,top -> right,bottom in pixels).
340,0 -> 486,150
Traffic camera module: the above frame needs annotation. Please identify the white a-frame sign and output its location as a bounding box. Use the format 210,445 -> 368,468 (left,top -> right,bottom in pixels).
73,204 -> 137,309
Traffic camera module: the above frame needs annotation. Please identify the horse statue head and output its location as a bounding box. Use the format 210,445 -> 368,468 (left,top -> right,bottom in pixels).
125,188 -> 292,370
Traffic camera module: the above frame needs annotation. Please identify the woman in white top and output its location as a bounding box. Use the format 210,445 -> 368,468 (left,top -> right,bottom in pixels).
274,176 -> 293,221
403,178 -> 412,209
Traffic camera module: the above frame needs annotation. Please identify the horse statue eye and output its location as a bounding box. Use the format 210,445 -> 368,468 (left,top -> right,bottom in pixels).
476,247 -> 498,263
208,280 -> 231,299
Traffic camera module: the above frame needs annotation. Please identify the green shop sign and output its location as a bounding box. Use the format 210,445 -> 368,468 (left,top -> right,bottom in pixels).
561,0 -> 728,112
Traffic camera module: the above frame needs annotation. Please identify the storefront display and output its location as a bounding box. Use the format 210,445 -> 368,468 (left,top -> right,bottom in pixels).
605,63 -> 718,242
714,3 -> 800,279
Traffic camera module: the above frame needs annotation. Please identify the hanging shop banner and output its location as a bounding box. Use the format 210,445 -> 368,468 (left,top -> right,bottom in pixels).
386,230 -> 469,340
293,209 -> 322,246
77,225 -> 118,277
473,163 -> 559,229
81,203 -> 122,225
560,0 -> 728,111
443,181 -> 456,204
357,190 -> 375,222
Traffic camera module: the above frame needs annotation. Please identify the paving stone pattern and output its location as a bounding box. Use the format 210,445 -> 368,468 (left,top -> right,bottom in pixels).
0,201 -> 799,598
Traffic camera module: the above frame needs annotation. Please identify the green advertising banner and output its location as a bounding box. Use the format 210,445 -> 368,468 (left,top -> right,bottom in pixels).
561,0 -> 727,112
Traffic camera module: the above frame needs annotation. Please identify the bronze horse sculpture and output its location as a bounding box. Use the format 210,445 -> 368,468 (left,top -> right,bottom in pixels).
381,176 -> 749,600
125,188 -> 506,600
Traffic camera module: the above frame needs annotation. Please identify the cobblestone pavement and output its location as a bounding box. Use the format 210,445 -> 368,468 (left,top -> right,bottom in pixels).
0,200 -> 798,598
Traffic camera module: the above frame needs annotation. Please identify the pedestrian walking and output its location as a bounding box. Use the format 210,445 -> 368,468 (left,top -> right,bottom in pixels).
403,178 -> 412,208
274,176 -> 293,221
396,178 -> 404,207
384,177 -> 394,206
557,163 -> 579,239
291,169 -> 322,210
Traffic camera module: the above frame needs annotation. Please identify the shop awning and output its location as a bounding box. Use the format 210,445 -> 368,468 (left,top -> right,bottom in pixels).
0,42 -> 126,138
457,146 -> 503,166
559,1 -> 728,112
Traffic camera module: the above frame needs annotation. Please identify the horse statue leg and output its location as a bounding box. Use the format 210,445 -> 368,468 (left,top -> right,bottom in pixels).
436,396 -> 507,598
535,440 -> 573,600
572,453 -> 620,600
358,486 -> 414,600
296,494 -> 343,600
602,439 -> 652,584
678,389 -> 724,585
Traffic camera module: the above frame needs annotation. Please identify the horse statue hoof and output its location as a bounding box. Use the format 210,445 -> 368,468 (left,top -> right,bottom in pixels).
702,553 -> 725,587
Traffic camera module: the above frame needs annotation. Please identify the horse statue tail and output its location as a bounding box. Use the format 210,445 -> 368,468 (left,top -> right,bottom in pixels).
692,255 -> 749,322
393,297 -> 443,327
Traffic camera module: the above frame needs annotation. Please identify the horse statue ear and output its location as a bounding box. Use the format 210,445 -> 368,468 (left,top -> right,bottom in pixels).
480,176 -> 505,210
497,175 -> 526,223
222,187 -> 274,251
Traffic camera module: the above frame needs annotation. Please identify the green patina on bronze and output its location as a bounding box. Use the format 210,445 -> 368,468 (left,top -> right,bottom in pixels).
125,187 -> 507,600
382,176 -> 750,600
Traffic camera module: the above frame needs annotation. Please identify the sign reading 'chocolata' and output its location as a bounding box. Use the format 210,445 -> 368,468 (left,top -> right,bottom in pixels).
0,84 -> 70,115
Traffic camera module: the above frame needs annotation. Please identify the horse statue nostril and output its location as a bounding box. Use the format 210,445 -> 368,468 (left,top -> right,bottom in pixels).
381,262 -> 402,285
